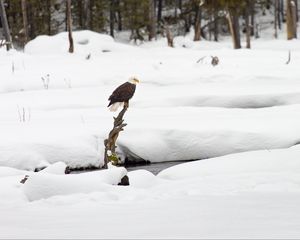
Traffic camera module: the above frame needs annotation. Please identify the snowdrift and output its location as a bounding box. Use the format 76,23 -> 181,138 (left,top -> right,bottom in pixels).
22,167 -> 127,201
25,30 -> 134,55
0,30 -> 300,170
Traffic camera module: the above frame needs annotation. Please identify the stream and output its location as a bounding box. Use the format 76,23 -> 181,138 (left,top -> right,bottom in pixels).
125,160 -> 191,175
70,160 -> 191,175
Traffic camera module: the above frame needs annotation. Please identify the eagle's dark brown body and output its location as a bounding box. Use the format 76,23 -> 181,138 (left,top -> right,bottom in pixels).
108,82 -> 136,108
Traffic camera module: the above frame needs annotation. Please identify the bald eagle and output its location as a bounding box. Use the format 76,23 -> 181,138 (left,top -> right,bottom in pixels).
108,77 -> 140,112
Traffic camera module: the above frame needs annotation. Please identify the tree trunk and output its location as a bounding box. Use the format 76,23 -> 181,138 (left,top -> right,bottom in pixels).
245,3 -> 251,48
292,0 -> 297,37
194,5 -> 201,41
66,0 -> 74,53
278,0 -> 282,30
214,11 -> 219,41
280,0 -> 285,22
0,0 -> 12,50
274,0 -> 278,38
295,0 -> 298,22
208,14 -> 213,41
21,0 -> 29,45
148,0 -> 156,40
174,0 -> 178,19
104,104 -> 128,168
110,0 -> 115,38
286,0 -> 296,39
84,0 -> 91,29
227,11 -> 241,49
178,0 -> 182,11
164,22 -> 173,47
46,0 -> 51,35
157,0 -> 162,23
116,0 -> 122,31
250,1 -> 255,36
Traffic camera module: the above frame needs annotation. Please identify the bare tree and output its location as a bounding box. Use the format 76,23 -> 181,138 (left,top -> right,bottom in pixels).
110,0 -> 115,38
213,11 -> 219,41
163,21 -> 174,47
116,0 -> 123,31
83,0 -> 91,29
286,0 -> 297,39
227,10 -> 241,49
194,3 -> 202,41
0,0 -> 12,50
157,0 -> 163,23
148,0 -> 156,40
274,0 -> 279,38
104,105 -> 128,168
21,0 -> 29,45
245,0 -> 251,48
66,0 -> 74,53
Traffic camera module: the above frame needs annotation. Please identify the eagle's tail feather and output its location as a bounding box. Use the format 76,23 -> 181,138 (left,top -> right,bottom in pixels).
109,102 -> 124,112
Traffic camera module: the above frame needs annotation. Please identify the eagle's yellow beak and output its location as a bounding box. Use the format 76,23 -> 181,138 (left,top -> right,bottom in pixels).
133,78 -> 140,84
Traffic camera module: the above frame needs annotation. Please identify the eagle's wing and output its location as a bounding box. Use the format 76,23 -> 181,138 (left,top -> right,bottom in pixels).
108,82 -> 136,107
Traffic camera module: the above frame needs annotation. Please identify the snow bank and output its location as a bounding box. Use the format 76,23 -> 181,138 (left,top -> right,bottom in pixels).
23,167 -> 127,201
1,30 -> 300,169
159,144 -> 300,180
0,133 -> 102,171
0,166 -> 26,177
25,30 -> 134,55
156,144 -> 300,194
128,169 -> 167,188
40,161 -> 67,174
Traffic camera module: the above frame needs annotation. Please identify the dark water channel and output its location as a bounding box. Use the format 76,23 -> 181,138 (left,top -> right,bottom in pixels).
125,160 -> 191,175
71,160 -> 191,175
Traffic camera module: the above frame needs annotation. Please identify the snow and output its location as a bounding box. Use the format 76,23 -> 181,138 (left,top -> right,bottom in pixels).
1,30 -> 300,169
1,147 -> 300,238
23,167 -> 127,201
1,27 -> 300,238
25,30 -> 134,56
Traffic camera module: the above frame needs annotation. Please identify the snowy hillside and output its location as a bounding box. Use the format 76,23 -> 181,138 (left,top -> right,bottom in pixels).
1,29 -> 300,238
1,30 -> 300,170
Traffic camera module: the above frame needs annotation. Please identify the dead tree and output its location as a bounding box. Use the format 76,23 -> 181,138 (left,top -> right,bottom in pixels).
21,0 -> 29,45
162,20 -> 174,47
194,3 -> 202,41
0,0 -> 12,50
245,0 -> 251,48
103,103 -> 128,168
286,0 -> 297,39
274,0 -> 279,38
148,0 -> 156,41
66,0 -> 74,53
109,0 -> 115,38
227,10 -> 241,49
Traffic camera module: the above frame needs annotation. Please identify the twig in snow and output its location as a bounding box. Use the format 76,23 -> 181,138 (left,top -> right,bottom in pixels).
64,78 -> 72,88
22,107 -> 25,122
196,56 -> 206,63
286,50 -> 291,65
41,74 -> 50,89
12,61 -> 15,74
17,105 -> 31,122
20,175 -> 29,184
27,107 -> 31,122
17,105 -> 22,122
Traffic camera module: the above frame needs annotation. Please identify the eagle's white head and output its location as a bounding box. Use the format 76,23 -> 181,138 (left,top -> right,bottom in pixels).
128,76 -> 140,85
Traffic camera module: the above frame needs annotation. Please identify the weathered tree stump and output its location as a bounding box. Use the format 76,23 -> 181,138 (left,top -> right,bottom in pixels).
103,102 -> 129,169
211,56 -> 219,66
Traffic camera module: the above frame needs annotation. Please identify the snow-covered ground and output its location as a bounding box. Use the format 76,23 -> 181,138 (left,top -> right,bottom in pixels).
1,28 -> 300,238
